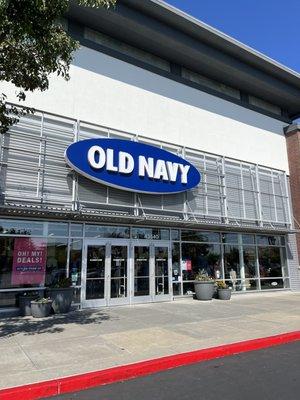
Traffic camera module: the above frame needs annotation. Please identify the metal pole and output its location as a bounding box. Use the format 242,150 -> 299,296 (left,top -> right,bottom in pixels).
221,157 -> 229,224
36,113 -> 44,199
255,165 -> 263,227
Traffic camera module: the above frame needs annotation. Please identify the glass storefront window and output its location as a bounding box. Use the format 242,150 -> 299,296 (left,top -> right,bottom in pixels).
183,281 -> 195,296
171,230 -> 180,241
85,225 -> 130,239
0,237 -> 48,289
0,237 -> 68,290
172,243 -> 181,283
257,235 -> 280,246
242,235 -> 255,245
45,239 -> 68,286
0,237 -> 16,289
0,290 -> 44,309
243,247 -> 257,278
222,233 -> 238,244
224,245 -> 240,280
258,247 -> 282,277
70,224 -> 83,237
0,219 -> 43,236
132,228 -> 169,240
280,236 -> 286,246
48,222 -> 68,237
181,230 -> 220,243
173,282 -> 181,296
260,278 -> 284,290
181,243 -> 221,280
225,279 -> 259,291
0,218 -> 291,307
69,239 -> 82,286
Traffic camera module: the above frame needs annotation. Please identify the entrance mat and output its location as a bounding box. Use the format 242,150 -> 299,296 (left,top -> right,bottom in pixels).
1,331 -> 300,400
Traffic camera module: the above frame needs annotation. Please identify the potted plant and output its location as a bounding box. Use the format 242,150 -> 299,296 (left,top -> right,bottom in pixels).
46,277 -> 73,314
194,270 -> 215,301
31,298 -> 53,318
19,291 -> 44,316
216,280 -> 232,300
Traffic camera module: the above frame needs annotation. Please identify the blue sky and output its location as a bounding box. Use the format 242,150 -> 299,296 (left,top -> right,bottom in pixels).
167,0 -> 300,73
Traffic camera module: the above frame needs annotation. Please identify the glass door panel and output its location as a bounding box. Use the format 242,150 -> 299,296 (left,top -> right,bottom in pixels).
86,245 -> 106,300
224,244 -> 240,291
154,246 -> 169,295
242,246 -> 259,290
111,245 -> 128,299
134,246 -> 150,297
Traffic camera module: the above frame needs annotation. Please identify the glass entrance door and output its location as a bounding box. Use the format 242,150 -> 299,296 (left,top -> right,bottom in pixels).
82,240 -> 130,307
82,240 -> 172,308
132,243 -> 172,304
109,244 -> 129,306
82,242 -> 107,307
153,244 -> 172,301
132,245 -> 151,303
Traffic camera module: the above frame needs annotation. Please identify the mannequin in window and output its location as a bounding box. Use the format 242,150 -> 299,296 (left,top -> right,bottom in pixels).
229,268 -> 237,291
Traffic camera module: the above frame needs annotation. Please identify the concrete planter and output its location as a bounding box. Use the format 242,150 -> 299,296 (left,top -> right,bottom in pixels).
31,301 -> 52,318
218,288 -> 232,300
194,281 -> 215,301
19,295 -> 37,316
19,290 -> 45,316
46,287 -> 73,314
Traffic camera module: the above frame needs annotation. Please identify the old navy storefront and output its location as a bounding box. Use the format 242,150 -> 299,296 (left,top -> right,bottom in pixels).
0,113 -> 294,310
2,0 -> 300,311
0,221 -> 291,309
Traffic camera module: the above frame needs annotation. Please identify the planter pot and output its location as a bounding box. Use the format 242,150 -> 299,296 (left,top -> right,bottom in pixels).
218,288 -> 232,300
31,301 -> 52,318
46,287 -> 73,314
194,281 -> 215,301
19,290 -> 45,316
19,295 -> 38,316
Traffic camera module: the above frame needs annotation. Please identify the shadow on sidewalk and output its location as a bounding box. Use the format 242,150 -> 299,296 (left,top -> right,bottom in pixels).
0,309 -> 113,338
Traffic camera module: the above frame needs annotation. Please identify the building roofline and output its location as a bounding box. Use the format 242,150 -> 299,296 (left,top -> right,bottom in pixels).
126,0 -> 300,87
68,0 -> 300,118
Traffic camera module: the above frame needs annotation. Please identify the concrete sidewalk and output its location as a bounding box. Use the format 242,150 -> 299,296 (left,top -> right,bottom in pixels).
0,292 -> 299,390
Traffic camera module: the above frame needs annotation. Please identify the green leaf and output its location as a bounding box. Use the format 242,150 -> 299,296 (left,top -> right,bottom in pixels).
0,0 -> 116,133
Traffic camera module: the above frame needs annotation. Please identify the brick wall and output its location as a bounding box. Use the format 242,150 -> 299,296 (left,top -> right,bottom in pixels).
285,124 -> 300,259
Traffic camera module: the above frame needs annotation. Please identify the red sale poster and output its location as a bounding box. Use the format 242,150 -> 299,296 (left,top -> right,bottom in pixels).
11,238 -> 47,285
186,260 -> 192,271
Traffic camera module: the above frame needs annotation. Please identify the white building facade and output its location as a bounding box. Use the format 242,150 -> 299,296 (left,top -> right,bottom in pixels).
1,0 -> 300,310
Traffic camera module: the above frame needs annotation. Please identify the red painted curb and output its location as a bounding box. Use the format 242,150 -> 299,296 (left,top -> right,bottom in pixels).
1,331 -> 299,400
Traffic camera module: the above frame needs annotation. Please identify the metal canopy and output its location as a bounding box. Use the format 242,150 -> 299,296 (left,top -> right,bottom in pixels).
67,0 -> 300,118
0,204 -> 294,235
0,110 -> 293,235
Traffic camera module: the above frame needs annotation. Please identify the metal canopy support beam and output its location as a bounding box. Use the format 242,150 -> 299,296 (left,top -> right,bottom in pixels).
271,170 -> 278,223
36,113 -> 44,200
221,157 -> 229,224
283,172 -> 292,229
72,120 -> 79,212
255,165 -> 263,227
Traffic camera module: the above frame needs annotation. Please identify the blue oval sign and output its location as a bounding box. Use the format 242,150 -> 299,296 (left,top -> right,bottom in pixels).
65,139 -> 201,194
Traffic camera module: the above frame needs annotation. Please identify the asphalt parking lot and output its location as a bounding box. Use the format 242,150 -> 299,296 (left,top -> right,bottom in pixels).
48,341 -> 300,400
